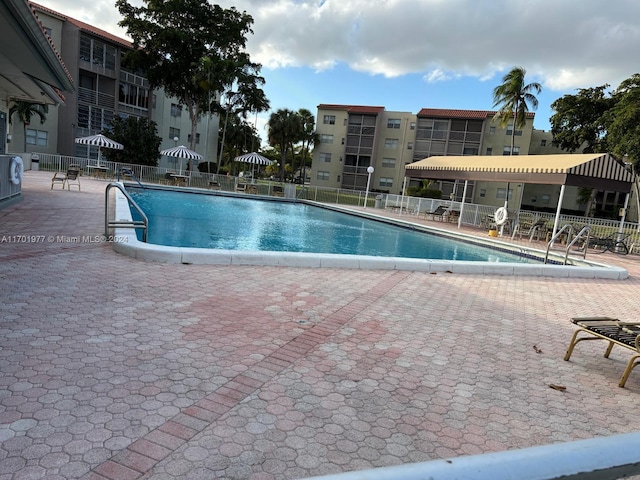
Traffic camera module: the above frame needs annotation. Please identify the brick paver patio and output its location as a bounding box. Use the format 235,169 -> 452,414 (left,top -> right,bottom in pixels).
1,171 -> 640,479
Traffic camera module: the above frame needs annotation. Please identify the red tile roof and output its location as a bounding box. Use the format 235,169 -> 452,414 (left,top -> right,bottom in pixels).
30,2 -> 132,49
318,104 -> 386,115
417,108 -> 535,119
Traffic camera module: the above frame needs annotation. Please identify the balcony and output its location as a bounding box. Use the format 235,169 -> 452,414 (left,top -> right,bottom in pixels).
78,87 -> 115,109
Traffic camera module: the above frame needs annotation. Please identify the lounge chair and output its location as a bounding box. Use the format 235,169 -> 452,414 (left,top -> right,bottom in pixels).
423,205 -> 448,221
272,185 -> 284,197
208,181 -> 221,190
51,167 -> 81,191
585,232 -> 630,254
235,182 -> 247,193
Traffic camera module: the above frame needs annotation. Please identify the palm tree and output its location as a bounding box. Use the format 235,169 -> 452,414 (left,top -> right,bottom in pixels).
492,67 -> 541,233
267,109 -> 301,180
9,101 -> 48,152
297,108 -> 317,183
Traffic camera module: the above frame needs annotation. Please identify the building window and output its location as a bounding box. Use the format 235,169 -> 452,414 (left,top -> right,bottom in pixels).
171,103 -> 182,117
387,118 -> 401,129
319,134 -> 333,144
407,142 -> 413,150
323,115 -> 336,125
503,145 -> 520,155
379,177 -> 393,188
540,139 -> 547,147
489,126 -> 496,135
506,125 -> 522,136
26,129 -> 47,146
541,194 -> 551,205
479,188 -> 486,198
169,127 -> 180,139
486,147 -> 493,155
410,122 -> 416,130
319,152 -> 331,163
382,157 -> 396,168
384,138 -> 399,149
317,171 -> 330,180
188,133 -> 200,144
496,188 -> 513,200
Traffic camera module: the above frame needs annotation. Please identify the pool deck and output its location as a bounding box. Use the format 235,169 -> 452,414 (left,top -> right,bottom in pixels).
2,171 -> 640,479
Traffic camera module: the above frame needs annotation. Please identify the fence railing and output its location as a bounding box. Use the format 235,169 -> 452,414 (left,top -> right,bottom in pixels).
34,153 -> 640,253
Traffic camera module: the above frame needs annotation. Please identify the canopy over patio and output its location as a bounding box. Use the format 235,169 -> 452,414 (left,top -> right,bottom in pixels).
405,153 -> 634,193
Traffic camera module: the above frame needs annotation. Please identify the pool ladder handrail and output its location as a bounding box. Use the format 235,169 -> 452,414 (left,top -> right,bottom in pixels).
104,182 -> 148,242
544,224 -> 591,264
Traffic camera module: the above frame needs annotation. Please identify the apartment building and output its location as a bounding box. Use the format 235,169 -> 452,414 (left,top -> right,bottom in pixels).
7,3 -> 218,169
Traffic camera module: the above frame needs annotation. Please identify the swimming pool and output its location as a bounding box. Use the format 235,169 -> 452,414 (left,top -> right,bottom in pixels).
127,187 -> 537,264
110,184 -> 628,278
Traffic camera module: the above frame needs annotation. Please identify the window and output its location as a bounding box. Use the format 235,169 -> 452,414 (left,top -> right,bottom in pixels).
540,139 -> 547,147
506,125 -> 522,136
384,138 -> 399,149
319,134 -> 333,144
479,188 -> 486,198
489,126 -> 496,135
387,118 -> 401,129
486,147 -> 493,155
541,194 -> 551,205
26,129 -> 47,147
171,103 -> 182,117
323,115 -> 335,125
317,171 -> 330,180
410,122 -> 416,130
188,133 -> 200,144
503,146 -> 520,155
379,177 -> 393,188
496,188 -> 513,200
382,158 -> 396,168
319,152 -> 331,162
407,142 -> 413,150
169,127 -> 180,139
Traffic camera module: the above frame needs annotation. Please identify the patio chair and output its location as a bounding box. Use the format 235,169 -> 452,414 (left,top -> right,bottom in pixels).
423,205 -> 448,221
208,181 -> 221,190
235,182 -> 247,193
51,167 -> 81,191
272,185 -> 285,197
513,218 -> 547,242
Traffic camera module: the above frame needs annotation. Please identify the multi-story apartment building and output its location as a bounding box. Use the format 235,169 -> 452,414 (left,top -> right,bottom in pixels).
7,3 -> 218,169
311,104 -> 604,213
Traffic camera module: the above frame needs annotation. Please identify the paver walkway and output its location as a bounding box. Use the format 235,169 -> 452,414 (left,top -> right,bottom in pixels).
1,171 -> 640,479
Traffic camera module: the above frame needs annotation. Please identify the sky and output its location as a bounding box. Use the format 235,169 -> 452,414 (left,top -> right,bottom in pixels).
35,0 -> 640,140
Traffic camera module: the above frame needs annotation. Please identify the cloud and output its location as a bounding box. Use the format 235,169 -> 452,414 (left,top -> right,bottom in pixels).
35,0 -> 640,92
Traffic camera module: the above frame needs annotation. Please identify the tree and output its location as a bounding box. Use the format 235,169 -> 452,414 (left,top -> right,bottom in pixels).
550,85 -> 614,153
267,109 -> 302,180
492,66 -> 541,233
297,108 -> 317,182
116,0 -> 268,168
103,116 -> 162,166
8,101 -> 48,152
606,74 -> 640,172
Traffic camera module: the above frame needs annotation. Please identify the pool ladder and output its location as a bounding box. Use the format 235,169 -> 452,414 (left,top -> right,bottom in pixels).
104,182 -> 148,242
544,224 -> 590,264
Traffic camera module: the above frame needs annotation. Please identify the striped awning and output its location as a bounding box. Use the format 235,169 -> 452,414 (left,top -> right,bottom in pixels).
405,153 -> 634,193
75,134 -> 124,150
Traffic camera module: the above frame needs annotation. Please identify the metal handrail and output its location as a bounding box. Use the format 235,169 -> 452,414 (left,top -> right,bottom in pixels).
544,224 -> 574,264
104,182 -> 148,242
564,225 -> 591,263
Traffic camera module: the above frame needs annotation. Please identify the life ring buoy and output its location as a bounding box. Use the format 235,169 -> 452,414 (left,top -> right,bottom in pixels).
494,207 -> 508,226
9,156 -> 24,185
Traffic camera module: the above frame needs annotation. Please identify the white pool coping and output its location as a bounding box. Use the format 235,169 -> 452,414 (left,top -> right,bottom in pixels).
110,186 -> 629,279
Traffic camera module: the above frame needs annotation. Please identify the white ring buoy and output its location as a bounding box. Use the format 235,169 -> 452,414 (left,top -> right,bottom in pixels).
494,207 -> 508,226
9,156 -> 24,185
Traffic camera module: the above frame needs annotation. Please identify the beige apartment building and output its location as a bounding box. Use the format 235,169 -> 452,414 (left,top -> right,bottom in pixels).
311,104 -> 602,214
5,3 -> 218,169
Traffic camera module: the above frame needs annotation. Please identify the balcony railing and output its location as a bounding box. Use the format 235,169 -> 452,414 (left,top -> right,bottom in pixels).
78,87 -> 115,109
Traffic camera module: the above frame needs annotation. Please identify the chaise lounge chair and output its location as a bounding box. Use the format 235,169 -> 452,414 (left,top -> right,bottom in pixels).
423,205 -> 448,221
585,232 -> 630,254
513,218 -> 547,242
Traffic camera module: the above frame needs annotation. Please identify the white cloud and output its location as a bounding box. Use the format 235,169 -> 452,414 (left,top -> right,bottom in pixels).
35,0 -> 640,92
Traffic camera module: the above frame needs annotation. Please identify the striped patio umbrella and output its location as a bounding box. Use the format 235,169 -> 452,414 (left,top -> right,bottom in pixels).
160,145 -> 203,175
74,133 -> 124,165
234,152 -> 272,179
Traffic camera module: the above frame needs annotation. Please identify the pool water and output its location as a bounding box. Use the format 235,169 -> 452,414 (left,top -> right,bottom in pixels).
127,188 -> 540,264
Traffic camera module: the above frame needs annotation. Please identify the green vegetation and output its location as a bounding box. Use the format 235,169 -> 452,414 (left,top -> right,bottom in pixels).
103,116 -> 162,166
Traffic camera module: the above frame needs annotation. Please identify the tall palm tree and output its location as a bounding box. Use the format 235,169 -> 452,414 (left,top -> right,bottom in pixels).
297,108 -> 317,183
267,109 -> 301,180
9,101 -> 48,152
492,66 -> 541,232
